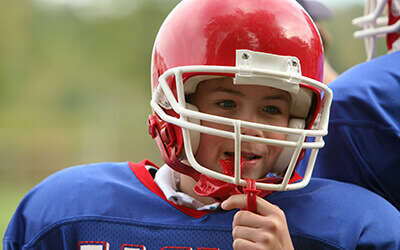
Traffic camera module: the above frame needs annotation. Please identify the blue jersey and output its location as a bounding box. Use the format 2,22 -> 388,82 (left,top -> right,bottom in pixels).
4,161 -> 400,249
298,51 -> 400,210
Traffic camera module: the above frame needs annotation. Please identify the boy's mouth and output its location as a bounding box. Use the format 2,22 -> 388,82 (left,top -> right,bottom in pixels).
224,152 -> 261,161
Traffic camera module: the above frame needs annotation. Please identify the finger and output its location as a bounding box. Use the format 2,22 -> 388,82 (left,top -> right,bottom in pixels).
232,210 -> 264,228
221,194 -> 248,210
222,194 -> 281,216
232,224 -> 271,243
232,237 -> 258,250
256,198 -> 285,219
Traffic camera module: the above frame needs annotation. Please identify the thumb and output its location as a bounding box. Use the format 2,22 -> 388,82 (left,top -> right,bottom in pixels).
221,194 -> 248,210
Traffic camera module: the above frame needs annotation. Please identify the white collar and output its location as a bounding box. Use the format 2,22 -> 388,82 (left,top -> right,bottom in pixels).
154,164 -> 220,211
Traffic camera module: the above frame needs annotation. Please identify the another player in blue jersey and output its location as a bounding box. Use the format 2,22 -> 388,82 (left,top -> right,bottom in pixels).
303,0 -> 400,211
4,0 -> 400,249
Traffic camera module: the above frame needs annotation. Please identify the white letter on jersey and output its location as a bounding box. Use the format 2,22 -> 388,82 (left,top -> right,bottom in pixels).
79,241 -> 109,250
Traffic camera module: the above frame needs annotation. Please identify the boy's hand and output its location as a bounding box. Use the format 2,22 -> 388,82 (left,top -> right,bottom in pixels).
221,194 -> 294,250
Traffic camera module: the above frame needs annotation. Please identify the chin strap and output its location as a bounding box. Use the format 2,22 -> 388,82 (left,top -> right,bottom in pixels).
243,178 -> 260,212
193,156 -> 303,212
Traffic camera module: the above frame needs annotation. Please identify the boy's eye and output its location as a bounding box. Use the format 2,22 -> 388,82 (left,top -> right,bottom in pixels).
217,100 -> 236,108
263,105 -> 281,114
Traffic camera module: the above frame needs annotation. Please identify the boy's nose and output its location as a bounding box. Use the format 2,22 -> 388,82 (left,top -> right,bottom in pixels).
240,126 -> 264,138
238,111 -> 265,137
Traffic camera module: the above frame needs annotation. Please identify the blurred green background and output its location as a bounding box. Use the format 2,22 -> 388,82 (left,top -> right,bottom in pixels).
0,0 -> 387,246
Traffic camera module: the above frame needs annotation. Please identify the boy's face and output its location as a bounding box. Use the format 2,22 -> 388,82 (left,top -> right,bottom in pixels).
190,77 -> 291,180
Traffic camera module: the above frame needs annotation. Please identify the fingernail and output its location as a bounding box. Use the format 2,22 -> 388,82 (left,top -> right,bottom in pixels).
221,201 -> 226,210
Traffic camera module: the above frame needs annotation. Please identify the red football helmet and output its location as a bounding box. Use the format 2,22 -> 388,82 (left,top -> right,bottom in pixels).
148,0 -> 332,191
353,0 -> 400,60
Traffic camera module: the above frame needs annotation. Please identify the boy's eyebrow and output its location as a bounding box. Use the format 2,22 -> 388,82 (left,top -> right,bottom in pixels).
211,87 -> 291,102
263,93 -> 291,103
211,87 -> 243,96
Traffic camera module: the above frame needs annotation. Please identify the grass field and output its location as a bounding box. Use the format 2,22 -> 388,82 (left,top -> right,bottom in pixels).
0,181 -> 37,249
